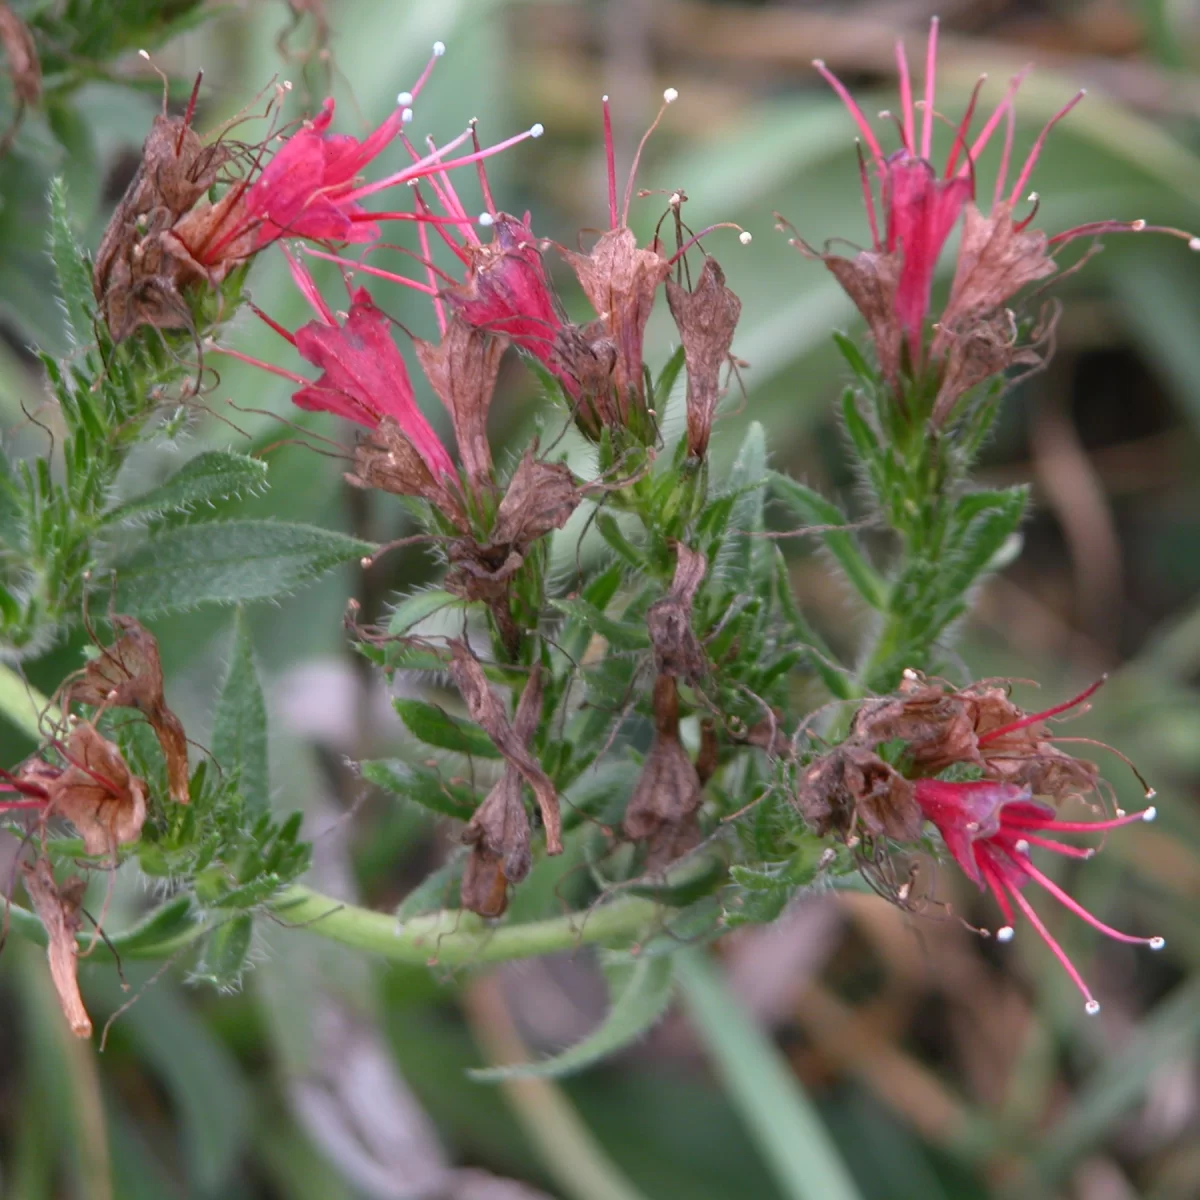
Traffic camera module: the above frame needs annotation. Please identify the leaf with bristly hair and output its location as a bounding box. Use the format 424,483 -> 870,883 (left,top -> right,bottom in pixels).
47,178 -> 95,350
393,698 -> 501,759
102,452 -> 268,526
360,759 -> 479,821
106,521 -> 375,615
469,954 -> 675,1081
213,610 -> 268,814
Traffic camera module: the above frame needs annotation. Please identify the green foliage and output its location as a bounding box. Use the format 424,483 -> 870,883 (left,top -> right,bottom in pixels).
212,610 -> 270,815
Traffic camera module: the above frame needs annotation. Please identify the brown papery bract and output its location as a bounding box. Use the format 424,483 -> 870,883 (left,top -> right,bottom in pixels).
447,642 -> 561,855
666,257 -> 741,459
20,859 -> 92,1038
646,543 -> 707,682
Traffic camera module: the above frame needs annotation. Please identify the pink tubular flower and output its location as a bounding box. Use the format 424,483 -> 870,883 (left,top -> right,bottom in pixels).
812,18 -> 1199,387
915,778 -> 1162,1013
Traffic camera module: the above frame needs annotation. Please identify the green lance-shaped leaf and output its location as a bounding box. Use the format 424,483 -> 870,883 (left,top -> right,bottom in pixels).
713,420 -> 768,580
191,915 -> 255,992
393,697 -> 501,759
106,520 -> 375,615
388,588 -> 466,635
101,452 -> 269,526
470,953 -> 676,1081
769,472 -> 887,610
549,597 -> 652,652
360,759 -> 478,822
47,177 -> 95,350
212,610 -> 269,814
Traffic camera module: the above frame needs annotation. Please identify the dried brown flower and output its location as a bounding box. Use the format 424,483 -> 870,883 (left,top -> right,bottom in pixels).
447,642 -> 561,855
65,616 -> 190,806
666,258 -> 741,458
347,417 -> 468,531
646,543 -> 707,681
794,742 -> 922,842
460,668 -> 543,917
413,318 -> 507,492
20,859 -> 91,1038
0,2 -> 39,156
623,675 -> 703,867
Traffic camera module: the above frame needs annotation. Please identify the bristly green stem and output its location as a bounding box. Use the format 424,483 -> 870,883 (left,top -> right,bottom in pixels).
0,661 -> 662,966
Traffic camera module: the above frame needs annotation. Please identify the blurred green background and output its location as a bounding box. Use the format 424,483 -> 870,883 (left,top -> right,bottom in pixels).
3,0 -> 1200,1197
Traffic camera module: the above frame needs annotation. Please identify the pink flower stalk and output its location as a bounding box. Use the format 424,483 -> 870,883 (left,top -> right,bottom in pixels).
915,777 -> 1162,1013
815,18 -> 1200,369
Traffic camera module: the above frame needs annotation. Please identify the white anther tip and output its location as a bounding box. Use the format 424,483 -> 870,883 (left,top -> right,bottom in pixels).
739,230 -> 753,245
1085,1000 -> 1101,1015
433,40 -> 446,56
663,87 -> 679,103
401,108 -> 414,125
397,90 -> 413,107
1015,839 -> 1030,854
530,122 -> 544,138
1143,806 -> 1157,822
1189,237 -> 1200,251
602,94 -> 610,103
1027,191 -> 1039,203
813,59 -> 825,68
997,926 -> 1014,943
138,48 -> 150,60
478,211 -> 495,227
1150,936 -> 1166,950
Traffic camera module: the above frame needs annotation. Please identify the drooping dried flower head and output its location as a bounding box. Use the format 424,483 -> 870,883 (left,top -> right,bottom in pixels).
646,542 -> 707,681
461,666 -> 543,917
623,675 -> 703,867
65,616 -> 190,806
20,859 -> 91,1037
666,257 -> 741,459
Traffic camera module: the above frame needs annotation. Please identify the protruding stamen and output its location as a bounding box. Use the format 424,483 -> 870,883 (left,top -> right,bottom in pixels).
602,95 -> 618,229
530,122 -> 544,138
663,87 -> 679,103
1150,936 -> 1166,950
921,16 -> 939,161
402,108 -> 414,125
397,91 -> 413,107
479,211 -> 494,227
433,40 -> 446,56
814,58 -> 886,172
1086,1000 -> 1101,1015
977,676 -> 1105,746
1143,806 -> 1157,822
895,36 -> 915,153
997,925 -> 1015,943
1008,88 -> 1086,207
739,230 -> 753,244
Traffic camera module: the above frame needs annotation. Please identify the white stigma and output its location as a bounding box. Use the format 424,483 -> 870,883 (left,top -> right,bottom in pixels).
739,230 -> 753,245
1085,1000 -> 1101,1015
997,926 -> 1015,943
401,108 -> 414,125
397,90 -> 413,107
663,87 -> 679,103
1150,936 -> 1166,950
478,211 -> 495,227
433,40 -> 446,56
530,122 -> 544,138
1143,806 -> 1157,822
1190,237 -> 1200,251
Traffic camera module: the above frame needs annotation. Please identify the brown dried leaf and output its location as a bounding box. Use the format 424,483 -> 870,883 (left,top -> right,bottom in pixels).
20,859 -> 92,1038
414,319 -> 507,490
666,258 -> 741,458
447,645 -> 561,854
646,543 -> 707,680
66,617 -> 190,805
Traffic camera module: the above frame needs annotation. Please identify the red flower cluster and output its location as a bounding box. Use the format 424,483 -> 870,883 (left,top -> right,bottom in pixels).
806,19 -> 1198,419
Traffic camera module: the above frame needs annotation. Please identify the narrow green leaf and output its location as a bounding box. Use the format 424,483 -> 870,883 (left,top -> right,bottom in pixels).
652,343 -> 687,411
47,178 -> 94,349
549,597 -> 651,651
360,759 -> 478,821
470,954 -> 675,1081
107,521 -> 374,615
716,421 -> 768,579
388,588 -> 464,635
102,452 -> 268,525
770,472 -> 886,610
594,513 -> 645,568
831,332 -> 875,386
677,949 -> 863,1200
393,697 -> 501,758
192,916 -> 255,992
212,610 -> 269,813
